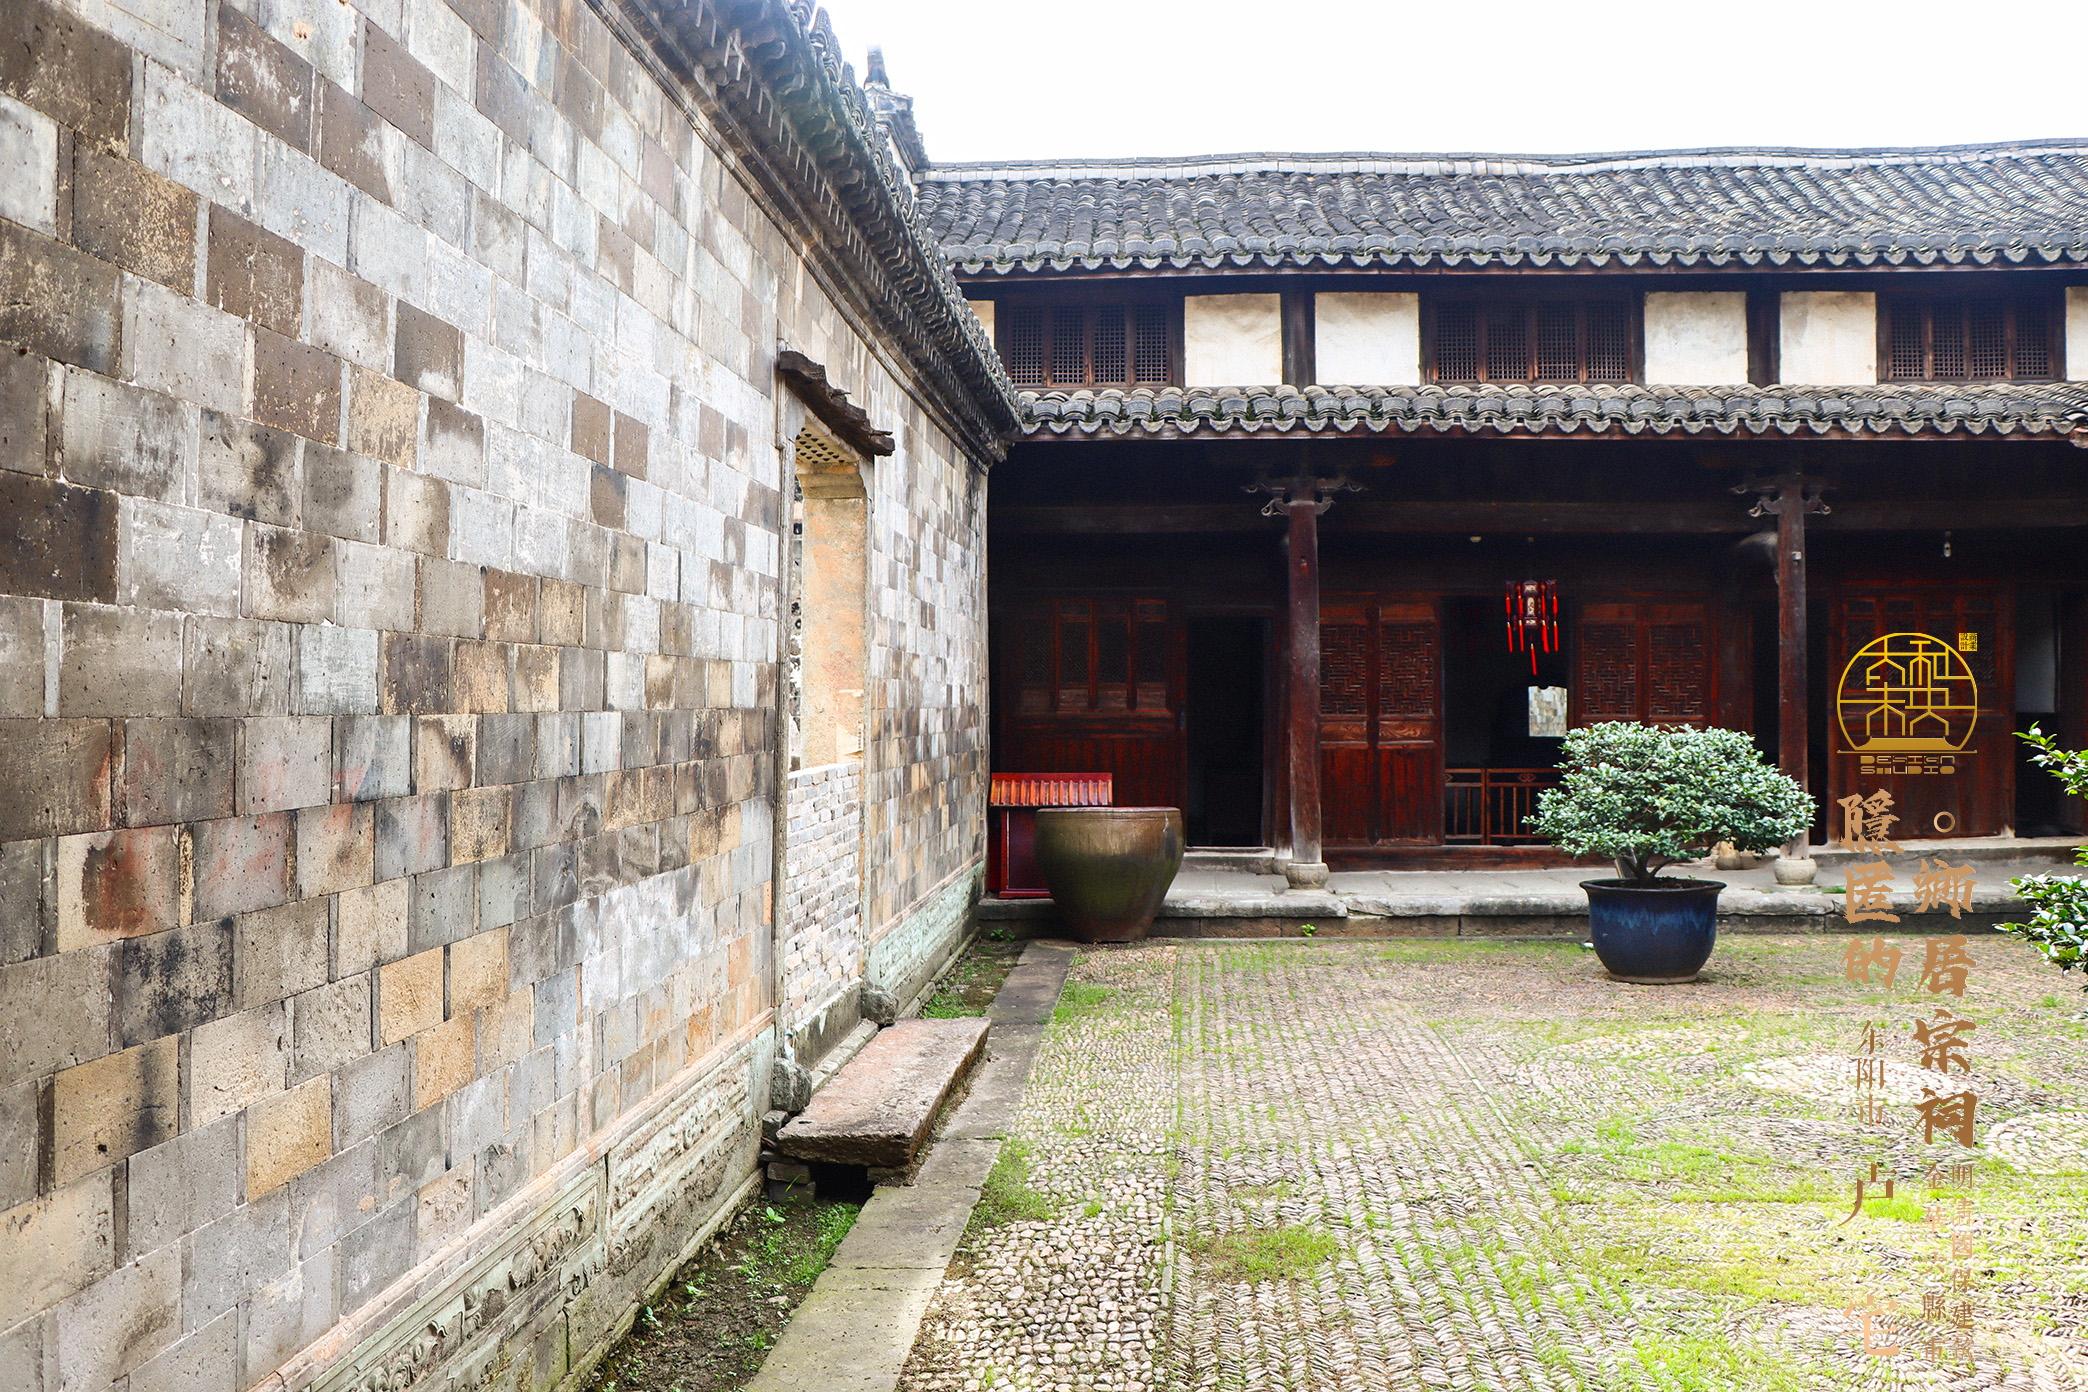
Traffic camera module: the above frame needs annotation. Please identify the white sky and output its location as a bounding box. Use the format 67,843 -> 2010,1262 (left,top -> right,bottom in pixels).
828,0 -> 2088,164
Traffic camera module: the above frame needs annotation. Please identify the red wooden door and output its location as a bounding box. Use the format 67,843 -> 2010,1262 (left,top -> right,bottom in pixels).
1830,586 -> 2012,839
1321,598 -> 1443,847
1574,601 -> 1715,727
999,596 -> 1185,811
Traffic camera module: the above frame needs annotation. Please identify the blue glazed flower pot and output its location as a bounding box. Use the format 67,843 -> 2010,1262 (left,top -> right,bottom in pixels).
1581,878 -> 1724,983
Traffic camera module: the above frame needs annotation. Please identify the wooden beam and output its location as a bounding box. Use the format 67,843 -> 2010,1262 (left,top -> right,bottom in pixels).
994,499 -> 2088,537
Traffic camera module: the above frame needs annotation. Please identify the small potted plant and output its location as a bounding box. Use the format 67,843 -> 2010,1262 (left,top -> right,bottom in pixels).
1530,722 -> 1814,983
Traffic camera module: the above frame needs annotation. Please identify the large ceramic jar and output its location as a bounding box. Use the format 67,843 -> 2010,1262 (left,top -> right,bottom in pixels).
1580,878 -> 1724,983
1032,807 -> 1185,944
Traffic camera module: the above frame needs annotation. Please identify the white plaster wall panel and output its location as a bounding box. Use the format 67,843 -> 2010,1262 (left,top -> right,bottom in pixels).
1779,291 -> 1878,383
1643,292 -> 1749,384
2067,288 -> 2088,378
1183,293 -> 1282,386
1312,292 -> 1420,385
968,297 -> 995,343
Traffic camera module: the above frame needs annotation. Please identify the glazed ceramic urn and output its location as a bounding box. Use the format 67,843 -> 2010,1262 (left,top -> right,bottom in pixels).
1032,807 -> 1185,943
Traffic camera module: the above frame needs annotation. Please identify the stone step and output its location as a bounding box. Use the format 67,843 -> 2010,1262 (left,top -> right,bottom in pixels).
774,1017 -> 990,1170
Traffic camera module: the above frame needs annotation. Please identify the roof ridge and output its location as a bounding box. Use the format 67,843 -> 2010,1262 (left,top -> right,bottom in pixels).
921,138 -> 2088,182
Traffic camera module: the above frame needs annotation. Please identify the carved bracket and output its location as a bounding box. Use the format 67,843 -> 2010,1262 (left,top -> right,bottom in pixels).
1244,473 -> 1365,518
1735,475 -> 1831,520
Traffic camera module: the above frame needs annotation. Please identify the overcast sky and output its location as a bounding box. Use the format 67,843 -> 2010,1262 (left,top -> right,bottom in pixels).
828,0 -> 2087,165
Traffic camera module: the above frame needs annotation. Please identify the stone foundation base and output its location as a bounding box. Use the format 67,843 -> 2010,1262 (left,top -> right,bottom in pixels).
276,1029 -> 772,1392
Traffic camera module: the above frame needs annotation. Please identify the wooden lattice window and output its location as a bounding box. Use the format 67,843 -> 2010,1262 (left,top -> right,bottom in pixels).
1015,598 -> 1172,714
999,303 -> 1176,388
1575,603 -> 1711,727
1880,292 -> 2059,383
1428,297 -> 1638,384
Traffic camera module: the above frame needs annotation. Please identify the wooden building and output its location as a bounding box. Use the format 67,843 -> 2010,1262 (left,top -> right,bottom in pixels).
913,145 -> 2088,880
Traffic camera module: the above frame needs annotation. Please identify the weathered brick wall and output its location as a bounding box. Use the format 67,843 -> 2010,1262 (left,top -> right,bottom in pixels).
779,760 -> 863,1040
0,0 -> 991,1386
862,409 -> 989,936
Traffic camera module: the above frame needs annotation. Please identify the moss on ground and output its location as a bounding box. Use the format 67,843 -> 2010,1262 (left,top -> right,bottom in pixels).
920,935 -> 1025,1018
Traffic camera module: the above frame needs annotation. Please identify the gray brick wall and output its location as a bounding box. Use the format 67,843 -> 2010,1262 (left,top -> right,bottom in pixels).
780,760 -> 863,1041
0,0 -> 991,1385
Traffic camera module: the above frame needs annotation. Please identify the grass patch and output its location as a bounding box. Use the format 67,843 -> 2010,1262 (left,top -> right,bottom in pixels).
1190,1224 -> 1339,1284
1552,1115 -> 1835,1206
1626,1330 -> 1847,1391
973,1138 -> 1056,1230
1051,981 -> 1114,1024
740,1199 -> 859,1286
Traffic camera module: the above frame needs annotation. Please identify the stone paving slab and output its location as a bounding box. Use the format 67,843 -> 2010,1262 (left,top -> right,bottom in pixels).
777,1017 -> 991,1168
744,1267 -> 945,1392
746,942 -> 1076,1392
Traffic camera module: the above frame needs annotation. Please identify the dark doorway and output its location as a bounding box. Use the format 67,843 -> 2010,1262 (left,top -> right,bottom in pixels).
1441,595 -> 1566,844
2016,588 -> 2066,835
1186,617 -> 1266,845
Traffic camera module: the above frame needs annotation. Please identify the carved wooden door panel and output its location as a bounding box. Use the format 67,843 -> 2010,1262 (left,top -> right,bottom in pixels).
1574,602 -> 1714,727
999,596 -> 1185,811
1320,598 -> 1443,846
1318,604 -> 1374,847
1830,586 -> 2012,839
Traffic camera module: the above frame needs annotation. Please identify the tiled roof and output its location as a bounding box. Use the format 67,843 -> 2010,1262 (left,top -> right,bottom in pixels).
1017,383 -> 2088,443
919,143 -> 2088,273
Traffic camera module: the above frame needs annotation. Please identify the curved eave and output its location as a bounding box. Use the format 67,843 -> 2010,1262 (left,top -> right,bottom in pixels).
1017,387 -> 2088,446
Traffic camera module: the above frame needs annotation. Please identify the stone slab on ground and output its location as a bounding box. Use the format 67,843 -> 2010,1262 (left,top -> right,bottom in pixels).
776,1017 -> 990,1168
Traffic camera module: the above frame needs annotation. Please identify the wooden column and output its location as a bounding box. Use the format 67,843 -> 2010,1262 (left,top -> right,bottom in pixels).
1750,474 -> 1826,859
1283,495 -> 1327,886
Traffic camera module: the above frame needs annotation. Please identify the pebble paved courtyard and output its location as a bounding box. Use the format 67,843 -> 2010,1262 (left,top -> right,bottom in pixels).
900,936 -> 2088,1391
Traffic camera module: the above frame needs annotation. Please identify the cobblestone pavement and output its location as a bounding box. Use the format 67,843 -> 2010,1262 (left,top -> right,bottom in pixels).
899,936 -> 2088,1391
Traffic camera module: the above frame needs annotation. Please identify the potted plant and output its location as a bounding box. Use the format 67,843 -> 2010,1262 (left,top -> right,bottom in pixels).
1529,722 -> 1814,983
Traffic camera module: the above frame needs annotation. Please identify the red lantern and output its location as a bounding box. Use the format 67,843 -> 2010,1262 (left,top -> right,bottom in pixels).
1505,580 -> 1558,674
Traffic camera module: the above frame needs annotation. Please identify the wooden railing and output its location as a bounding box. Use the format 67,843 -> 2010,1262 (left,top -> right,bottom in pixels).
1444,767 -> 1560,845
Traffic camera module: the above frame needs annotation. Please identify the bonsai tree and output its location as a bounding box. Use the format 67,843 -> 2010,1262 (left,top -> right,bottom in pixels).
2000,725 -> 2088,987
1529,722 -> 1815,884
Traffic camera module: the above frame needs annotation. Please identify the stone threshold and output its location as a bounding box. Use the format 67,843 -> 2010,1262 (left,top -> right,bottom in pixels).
743,941 -> 1077,1392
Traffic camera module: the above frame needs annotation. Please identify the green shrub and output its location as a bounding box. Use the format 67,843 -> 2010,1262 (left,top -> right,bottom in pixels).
1528,723 -> 1814,885
2001,725 -> 2088,988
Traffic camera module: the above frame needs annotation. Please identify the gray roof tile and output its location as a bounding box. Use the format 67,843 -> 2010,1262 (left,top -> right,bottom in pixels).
919,143 -> 2088,273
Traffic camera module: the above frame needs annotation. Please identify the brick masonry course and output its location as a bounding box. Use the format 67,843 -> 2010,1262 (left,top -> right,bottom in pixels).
0,0 -> 992,1387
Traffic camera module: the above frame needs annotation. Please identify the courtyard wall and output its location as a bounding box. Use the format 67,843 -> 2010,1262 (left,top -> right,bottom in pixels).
0,0 -> 997,1387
